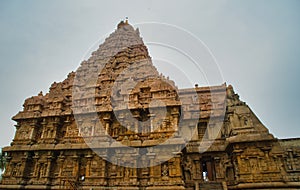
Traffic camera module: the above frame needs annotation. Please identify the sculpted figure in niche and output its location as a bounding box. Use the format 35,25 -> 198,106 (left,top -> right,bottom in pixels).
250,158 -> 258,171
221,121 -> 230,138
48,129 -> 54,138
11,163 -> 20,177
216,160 -> 225,178
161,163 -> 169,176
124,167 -> 130,179
38,163 -> 48,178
229,113 -> 240,129
226,167 -> 234,181
112,126 -> 118,137
183,157 -> 193,180
20,129 -> 29,139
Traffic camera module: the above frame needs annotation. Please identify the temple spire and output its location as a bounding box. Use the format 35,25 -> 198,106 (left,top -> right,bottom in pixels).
117,17 -> 130,29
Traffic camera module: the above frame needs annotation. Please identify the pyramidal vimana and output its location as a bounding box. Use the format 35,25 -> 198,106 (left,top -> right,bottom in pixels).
1,20 -> 299,190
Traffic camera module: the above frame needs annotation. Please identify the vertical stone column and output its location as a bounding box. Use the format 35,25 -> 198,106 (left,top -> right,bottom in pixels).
194,182 -> 200,190
105,121 -> 110,135
20,152 -> 30,185
72,154 -> 79,178
91,121 -> 95,136
147,152 -> 156,184
45,151 -> 54,185
85,154 -> 93,177
99,153 -> 108,185
232,149 -> 243,182
57,152 -> 65,178
149,114 -> 155,132
171,107 -> 180,134
32,152 -> 40,178
52,117 -> 62,143
12,124 -> 20,144
193,158 -> 201,180
132,161 -> 137,179
100,157 -> 106,178
29,119 -> 39,144
103,113 -> 112,136
287,149 -> 295,170
214,157 -> 224,179
2,154 -> 12,178
173,115 -> 179,132
40,119 -> 46,139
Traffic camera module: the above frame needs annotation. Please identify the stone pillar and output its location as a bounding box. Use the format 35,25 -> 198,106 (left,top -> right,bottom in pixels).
29,119 -> 39,144
193,158 -> 201,180
91,118 -> 97,136
131,159 -> 137,178
72,154 -> 79,178
40,119 -> 46,139
52,118 -> 60,142
57,152 -> 65,178
149,114 -> 155,132
171,113 -> 179,132
287,149 -> 296,170
103,113 -> 111,135
102,158 -> 107,178
214,157 -> 224,179
98,153 -> 108,185
194,182 -> 199,190
147,152 -> 156,184
103,121 -> 109,135
32,153 -> 40,178
45,151 -> 54,185
85,154 -> 93,177
20,152 -> 30,185
232,149 -> 243,181
2,154 -> 12,177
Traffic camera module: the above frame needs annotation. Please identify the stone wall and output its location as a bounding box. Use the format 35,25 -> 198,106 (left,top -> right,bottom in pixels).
0,21 -> 299,190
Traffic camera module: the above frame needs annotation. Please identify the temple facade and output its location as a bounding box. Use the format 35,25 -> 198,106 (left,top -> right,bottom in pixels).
0,21 -> 299,190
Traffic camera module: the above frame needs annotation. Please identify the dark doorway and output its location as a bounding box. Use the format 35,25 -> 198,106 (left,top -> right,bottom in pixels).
201,158 -> 215,181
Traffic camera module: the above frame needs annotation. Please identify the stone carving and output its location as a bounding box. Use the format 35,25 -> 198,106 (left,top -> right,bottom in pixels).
183,157 -> 193,181
1,20 -> 299,190
161,162 -> 169,180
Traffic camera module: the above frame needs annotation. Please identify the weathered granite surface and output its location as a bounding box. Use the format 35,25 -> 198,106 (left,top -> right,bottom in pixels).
0,20 -> 299,190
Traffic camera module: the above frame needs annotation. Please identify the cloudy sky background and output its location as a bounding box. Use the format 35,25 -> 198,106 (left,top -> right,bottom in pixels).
0,0 -> 299,148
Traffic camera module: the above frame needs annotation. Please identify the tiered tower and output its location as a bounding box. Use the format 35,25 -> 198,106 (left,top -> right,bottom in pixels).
1,21 -> 300,190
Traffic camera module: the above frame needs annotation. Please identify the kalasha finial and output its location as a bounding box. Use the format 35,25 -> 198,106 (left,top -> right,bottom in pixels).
117,17 -> 130,29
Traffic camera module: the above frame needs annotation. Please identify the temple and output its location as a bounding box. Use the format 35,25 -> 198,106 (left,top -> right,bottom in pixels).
0,21 -> 299,190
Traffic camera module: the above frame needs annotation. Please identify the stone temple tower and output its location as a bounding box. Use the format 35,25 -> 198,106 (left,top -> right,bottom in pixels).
1,20 -> 300,190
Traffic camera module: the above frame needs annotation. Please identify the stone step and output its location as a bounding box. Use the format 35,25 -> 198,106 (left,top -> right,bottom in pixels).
199,181 -> 224,190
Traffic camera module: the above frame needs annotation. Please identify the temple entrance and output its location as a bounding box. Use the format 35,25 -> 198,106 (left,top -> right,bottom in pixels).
201,158 -> 215,181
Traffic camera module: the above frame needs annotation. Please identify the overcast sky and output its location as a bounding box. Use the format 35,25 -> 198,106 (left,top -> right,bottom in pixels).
0,0 -> 299,148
